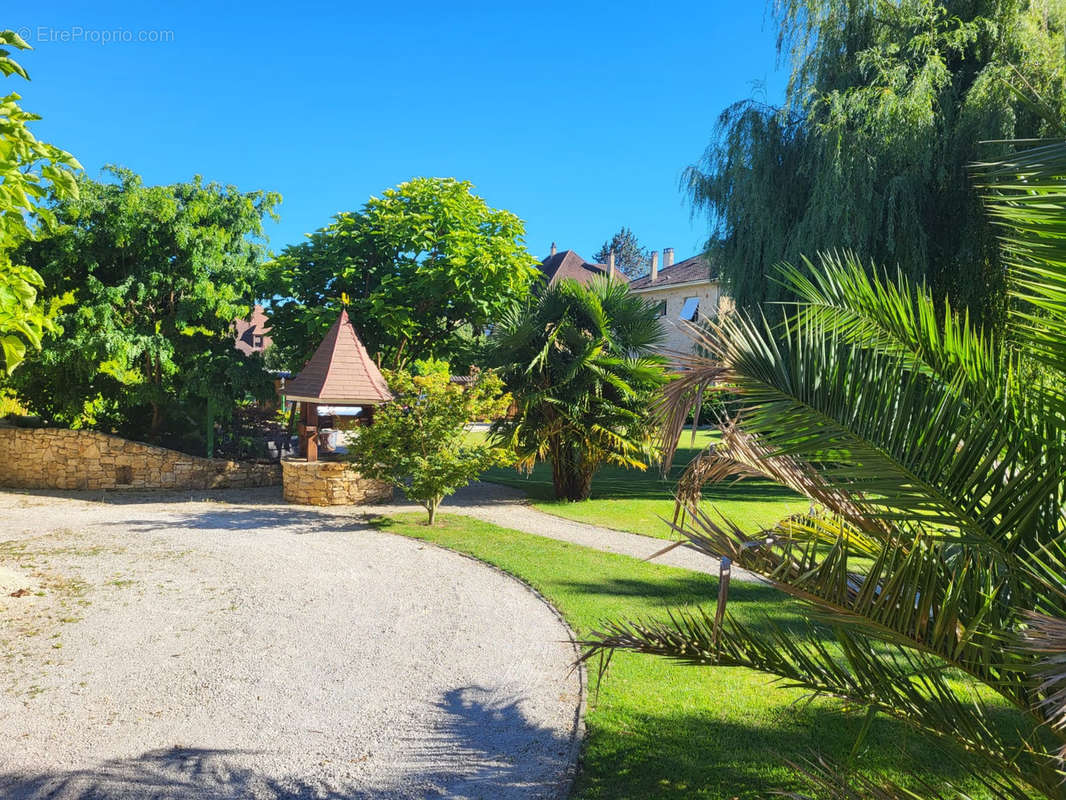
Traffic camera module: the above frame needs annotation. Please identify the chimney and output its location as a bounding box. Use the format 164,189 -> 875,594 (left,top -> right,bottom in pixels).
650,250 -> 659,282
664,247 -> 675,268
550,242 -> 557,256
608,250 -> 616,280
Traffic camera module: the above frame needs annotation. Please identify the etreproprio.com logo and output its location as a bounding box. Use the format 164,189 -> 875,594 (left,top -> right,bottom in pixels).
16,26 -> 175,45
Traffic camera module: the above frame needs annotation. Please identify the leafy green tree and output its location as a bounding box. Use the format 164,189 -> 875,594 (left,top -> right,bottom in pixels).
593,226 -> 651,278
582,139 -> 1066,798
0,31 -> 80,374
349,364 -> 512,524
489,277 -> 669,501
686,0 -> 1066,323
10,168 -> 280,451
266,177 -> 540,370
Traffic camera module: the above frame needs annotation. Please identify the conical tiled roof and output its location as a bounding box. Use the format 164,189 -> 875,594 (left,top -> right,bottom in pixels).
283,310 -> 393,405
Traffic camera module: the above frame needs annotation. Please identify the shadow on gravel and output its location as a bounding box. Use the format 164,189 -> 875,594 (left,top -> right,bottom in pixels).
0,747 -> 343,800
0,688 -> 576,799
120,507 -> 370,534
394,685 -> 577,798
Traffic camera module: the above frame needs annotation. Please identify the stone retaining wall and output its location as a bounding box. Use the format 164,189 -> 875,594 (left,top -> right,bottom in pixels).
282,458 -> 393,506
0,427 -> 281,491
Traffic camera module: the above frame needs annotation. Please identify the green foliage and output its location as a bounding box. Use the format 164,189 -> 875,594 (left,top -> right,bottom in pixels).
0,31 -> 81,374
686,0 -> 1066,323
489,277 -> 670,501
265,177 -> 539,370
349,367 -> 512,524
584,139 -> 1066,797
9,168 -> 280,451
593,226 -> 651,278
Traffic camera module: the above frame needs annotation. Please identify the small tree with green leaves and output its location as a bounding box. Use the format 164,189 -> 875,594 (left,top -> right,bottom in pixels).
349,364 -> 512,524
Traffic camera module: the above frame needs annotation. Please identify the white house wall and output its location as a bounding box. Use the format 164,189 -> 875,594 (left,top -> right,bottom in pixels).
635,282 -> 723,354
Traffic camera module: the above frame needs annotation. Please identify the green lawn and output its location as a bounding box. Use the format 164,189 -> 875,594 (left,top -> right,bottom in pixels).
477,429 -> 807,540
377,513 -> 1006,800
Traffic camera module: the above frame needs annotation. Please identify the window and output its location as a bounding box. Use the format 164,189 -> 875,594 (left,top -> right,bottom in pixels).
679,296 -> 700,322
253,335 -> 264,348
654,300 -> 667,317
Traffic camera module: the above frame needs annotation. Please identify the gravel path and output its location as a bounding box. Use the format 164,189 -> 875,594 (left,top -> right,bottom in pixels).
376,481 -> 757,582
0,489 -> 583,800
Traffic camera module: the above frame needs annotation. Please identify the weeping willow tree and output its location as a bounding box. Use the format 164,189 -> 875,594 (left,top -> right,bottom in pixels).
686,0 -> 1066,323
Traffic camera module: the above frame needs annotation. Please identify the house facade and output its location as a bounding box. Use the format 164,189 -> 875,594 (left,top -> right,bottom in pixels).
234,304 -> 272,355
627,248 -> 724,353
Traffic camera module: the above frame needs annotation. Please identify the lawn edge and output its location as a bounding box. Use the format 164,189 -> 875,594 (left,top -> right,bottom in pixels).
478,476 -> 684,542
374,511 -> 589,800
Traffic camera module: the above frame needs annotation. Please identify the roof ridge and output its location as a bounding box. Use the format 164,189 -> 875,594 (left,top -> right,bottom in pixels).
346,313 -> 391,401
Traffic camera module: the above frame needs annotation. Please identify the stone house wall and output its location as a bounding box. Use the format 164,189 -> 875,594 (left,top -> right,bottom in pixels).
0,427 -> 281,491
630,281 -> 724,353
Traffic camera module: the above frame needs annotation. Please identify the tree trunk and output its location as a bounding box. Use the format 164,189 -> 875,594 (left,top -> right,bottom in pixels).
549,436 -> 570,500
204,396 -> 216,458
150,402 -> 163,437
549,439 -> 595,501
571,467 -> 594,501
426,497 -> 441,526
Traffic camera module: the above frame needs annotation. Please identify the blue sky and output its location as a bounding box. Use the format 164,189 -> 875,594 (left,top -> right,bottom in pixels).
10,1 -> 787,264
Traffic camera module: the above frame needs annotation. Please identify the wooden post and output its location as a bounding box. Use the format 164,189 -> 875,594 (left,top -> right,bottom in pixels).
299,402 -> 319,462
306,402 -> 318,462
205,395 -> 216,458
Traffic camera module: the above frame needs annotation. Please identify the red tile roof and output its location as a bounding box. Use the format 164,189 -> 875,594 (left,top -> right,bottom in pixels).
628,254 -> 715,291
538,250 -> 629,286
283,310 -> 393,405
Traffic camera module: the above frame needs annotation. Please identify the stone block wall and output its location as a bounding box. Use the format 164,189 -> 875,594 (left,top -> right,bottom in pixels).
282,458 -> 393,506
0,427 -> 281,491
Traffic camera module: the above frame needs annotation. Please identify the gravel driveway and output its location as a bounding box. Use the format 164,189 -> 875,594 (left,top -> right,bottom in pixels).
0,489 -> 583,800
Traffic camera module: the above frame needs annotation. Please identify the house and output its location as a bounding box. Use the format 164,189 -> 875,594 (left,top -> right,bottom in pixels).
627,248 -> 726,353
538,243 -> 629,287
234,304 -> 272,355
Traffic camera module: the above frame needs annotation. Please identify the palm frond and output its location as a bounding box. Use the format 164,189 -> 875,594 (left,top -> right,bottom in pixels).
780,251 -> 1012,418
709,308 -> 1061,554
579,610 -> 1057,793
663,502 -> 1025,693
975,140 -> 1066,409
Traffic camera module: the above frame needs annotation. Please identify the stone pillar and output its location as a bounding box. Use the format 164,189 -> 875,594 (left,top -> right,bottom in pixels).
281,458 -> 393,506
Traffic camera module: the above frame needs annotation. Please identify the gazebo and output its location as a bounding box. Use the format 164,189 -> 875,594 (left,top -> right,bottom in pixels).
280,310 -> 394,506
283,309 -> 392,462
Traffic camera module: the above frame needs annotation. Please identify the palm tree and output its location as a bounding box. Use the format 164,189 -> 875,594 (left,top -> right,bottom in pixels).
580,139 -> 1066,798
489,276 -> 668,501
